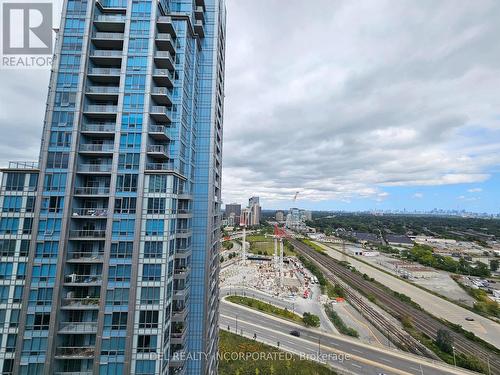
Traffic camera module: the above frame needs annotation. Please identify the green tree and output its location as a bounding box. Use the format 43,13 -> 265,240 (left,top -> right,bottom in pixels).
302,312 -> 321,327
436,329 -> 454,354
490,259 -> 499,272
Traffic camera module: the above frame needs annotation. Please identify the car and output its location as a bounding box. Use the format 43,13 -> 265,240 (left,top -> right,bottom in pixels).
465,317 -> 474,321
290,330 -> 300,337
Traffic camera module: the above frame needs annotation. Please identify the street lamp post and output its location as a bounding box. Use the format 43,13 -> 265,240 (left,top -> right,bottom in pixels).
318,337 -> 321,357
452,346 -> 456,367
235,314 -> 238,333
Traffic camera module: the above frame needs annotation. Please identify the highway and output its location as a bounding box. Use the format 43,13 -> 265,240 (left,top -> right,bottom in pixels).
220,299 -> 479,375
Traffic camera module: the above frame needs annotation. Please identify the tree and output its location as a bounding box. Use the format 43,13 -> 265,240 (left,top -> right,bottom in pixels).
490,259 -> 499,272
436,329 -> 454,354
302,312 -> 320,327
220,256 -> 224,263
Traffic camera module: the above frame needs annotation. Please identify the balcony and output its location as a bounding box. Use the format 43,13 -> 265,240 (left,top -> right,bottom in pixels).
177,209 -> 192,218
67,251 -> 105,263
91,32 -> 124,48
171,326 -> 188,344
79,144 -> 114,155
61,297 -> 100,310
59,321 -> 98,334
74,186 -> 110,196
89,50 -> 122,66
145,162 -> 176,173
85,86 -> 119,100
154,51 -> 174,70
94,15 -> 126,32
194,20 -> 205,38
81,123 -> 115,136
151,87 -> 173,106
147,145 -> 169,160
96,0 -> 127,12
174,266 -> 190,279
87,67 -> 121,83
194,6 -> 204,21
150,105 -> 171,123
84,105 -> 118,118
77,164 -> 112,174
72,208 -> 109,218
149,125 -> 172,141
156,33 -> 175,54
195,0 -> 205,8
69,229 -> 107,239
55,346 -> 96,359
64,274 -> 103,286
157,16 -> 176,37
152,69 -> 174,88
176,229 -> 192,238
172,307 -> 188,321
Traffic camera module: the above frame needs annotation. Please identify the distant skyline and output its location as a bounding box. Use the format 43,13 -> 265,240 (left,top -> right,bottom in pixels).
1,0 -> 499,213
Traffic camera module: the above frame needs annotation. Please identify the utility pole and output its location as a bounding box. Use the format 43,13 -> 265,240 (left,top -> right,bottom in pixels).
279,238 -> 284,288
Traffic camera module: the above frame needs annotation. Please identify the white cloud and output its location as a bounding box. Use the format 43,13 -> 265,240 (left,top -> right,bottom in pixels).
413,192 -> 424,199
467,188 -> 483,193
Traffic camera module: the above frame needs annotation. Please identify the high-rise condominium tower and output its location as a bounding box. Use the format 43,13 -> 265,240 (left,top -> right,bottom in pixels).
0,0 -> 225,374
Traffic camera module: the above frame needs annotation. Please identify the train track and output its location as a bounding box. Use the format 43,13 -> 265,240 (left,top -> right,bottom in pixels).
291,239 -> 500,374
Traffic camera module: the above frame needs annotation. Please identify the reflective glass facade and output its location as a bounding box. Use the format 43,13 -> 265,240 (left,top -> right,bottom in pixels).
0,0 -> 225,374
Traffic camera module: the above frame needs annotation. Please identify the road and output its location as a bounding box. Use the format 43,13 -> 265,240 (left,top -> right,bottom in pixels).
220,299 -> 479,375
221,286 -> 338,334
317,241 -> 500,349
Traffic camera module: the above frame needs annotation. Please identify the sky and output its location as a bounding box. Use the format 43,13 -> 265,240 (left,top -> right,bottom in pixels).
0,0 -> 499,213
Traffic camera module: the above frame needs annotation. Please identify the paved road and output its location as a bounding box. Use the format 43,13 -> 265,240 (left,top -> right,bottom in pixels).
221,286 -> 338,333
220,299 -> 478,375
317,241 -> 500,349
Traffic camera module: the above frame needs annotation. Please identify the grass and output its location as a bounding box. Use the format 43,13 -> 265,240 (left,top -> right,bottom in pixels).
219,330 -> 337,375
300,239 -> 325,253
226,296 -> 303,324
324,305 -> 359,338
247,235 -> 294,256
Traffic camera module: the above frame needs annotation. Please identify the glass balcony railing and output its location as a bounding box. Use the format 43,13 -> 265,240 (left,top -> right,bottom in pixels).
94,15 -> 125,23
79,143 -> 114,152
64,274 -> 103,284
55,346 -> 96,357
74,186 -> 110,195
84,104 -> 118,113
88,67 -> 121,76
92,32 -> 124,40
86,86 -> 119,94
78,164 -> 112,173
69,229 -> 107,238
81,123 -> 116,132
62,297 -> 100,308
59,321 -> 98,333
91,50 -> 122,57
72,208 -> 109,217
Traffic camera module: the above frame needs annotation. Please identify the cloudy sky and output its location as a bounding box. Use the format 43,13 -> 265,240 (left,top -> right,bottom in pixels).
0,0 -> 499,213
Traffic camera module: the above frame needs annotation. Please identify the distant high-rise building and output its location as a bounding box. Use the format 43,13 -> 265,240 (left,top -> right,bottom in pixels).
248,196 -> 261,226
275,210 -> 284,222
225,203 -> 241,222
0,0 -> 226,374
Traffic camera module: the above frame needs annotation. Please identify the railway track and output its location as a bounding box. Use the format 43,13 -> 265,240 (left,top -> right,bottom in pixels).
291,239 -> 500,374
